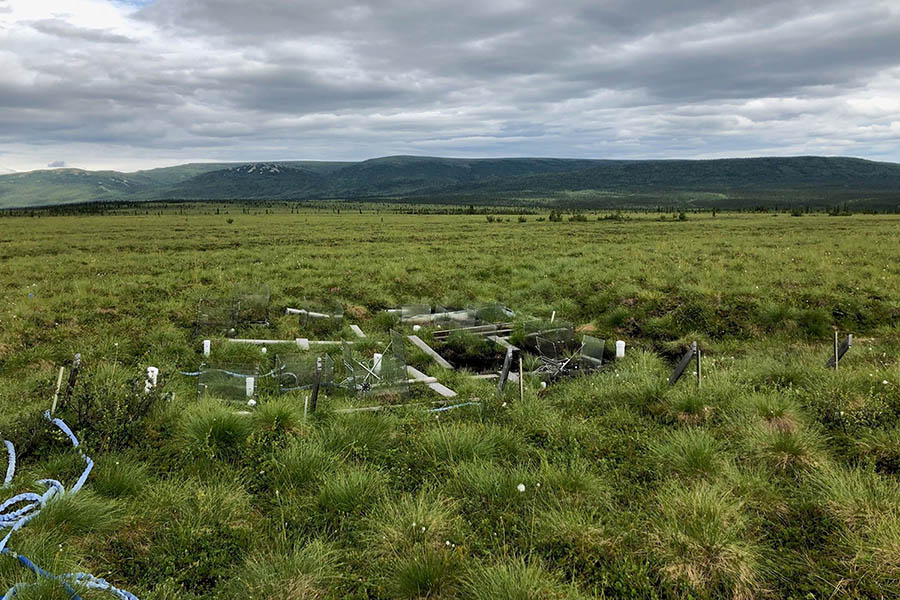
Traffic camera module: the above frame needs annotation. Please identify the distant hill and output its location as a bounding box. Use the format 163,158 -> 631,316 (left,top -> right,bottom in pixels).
1,155 -> 899,210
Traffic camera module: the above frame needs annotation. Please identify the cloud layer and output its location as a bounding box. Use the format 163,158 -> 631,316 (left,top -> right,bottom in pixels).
1,0 -> 898,171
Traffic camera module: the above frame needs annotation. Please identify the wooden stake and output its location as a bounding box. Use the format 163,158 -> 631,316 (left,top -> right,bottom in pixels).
63,353 -> 81,404
834,331 -> 839,372
696,348 -> 702,388
310,358 -> 320,413
518,356 -> 524,402
51,366 -> 65,414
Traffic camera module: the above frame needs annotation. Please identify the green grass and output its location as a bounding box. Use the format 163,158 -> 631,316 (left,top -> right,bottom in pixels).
0,210 -> 898,597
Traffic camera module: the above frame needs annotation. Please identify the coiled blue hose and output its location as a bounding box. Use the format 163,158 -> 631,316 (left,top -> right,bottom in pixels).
0,413 -> 138,599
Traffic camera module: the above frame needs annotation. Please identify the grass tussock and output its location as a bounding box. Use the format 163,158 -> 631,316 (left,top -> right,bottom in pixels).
651,481 -> 762,599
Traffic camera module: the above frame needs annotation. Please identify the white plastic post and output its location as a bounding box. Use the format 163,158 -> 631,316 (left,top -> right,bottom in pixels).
245,376 -> 255,398
202,339 -> 211,357
616,340 -> 626,358
144,367 -> 159,393
373,353 -> 383,374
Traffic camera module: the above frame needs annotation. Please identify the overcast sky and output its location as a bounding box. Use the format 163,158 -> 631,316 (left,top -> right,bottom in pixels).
1,0 -> 899,172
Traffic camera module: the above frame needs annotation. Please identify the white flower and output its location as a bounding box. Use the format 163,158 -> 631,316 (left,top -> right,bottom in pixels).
421,526 -> 426,532
884,380 -> 890,385
516,483 -> 525,493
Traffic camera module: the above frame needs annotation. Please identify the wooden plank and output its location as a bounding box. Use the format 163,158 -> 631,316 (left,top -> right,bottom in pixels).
488,335 -> 519,351
408,335 -> 454,369
407,365 -> 457,398
350,324 -> 366,338
471,372 -> 525,381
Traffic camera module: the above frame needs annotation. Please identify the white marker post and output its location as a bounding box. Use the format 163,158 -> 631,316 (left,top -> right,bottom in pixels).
144,367 -> 159,393
202,339 -> 211,357
373,353 -> 383,375
616,340 -> 626,358
245,376 -> 255,398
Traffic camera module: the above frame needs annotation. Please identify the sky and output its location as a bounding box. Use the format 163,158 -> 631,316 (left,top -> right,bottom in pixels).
0,0 -> 899,172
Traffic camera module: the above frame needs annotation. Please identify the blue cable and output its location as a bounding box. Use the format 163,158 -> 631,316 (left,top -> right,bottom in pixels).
0,415 -> 139,599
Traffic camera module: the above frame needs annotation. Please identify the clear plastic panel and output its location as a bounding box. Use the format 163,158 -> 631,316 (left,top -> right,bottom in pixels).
233,282 -> 271,325
276,354 -> 335,393
580,335 -> 605,370
298,298 -> 344,336
198,363 -> 259,405
400,304 -> 432,320
195,298 -> 234,338
374,329 -> 409,399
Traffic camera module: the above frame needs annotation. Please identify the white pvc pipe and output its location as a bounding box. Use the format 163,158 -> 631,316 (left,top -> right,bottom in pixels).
202,339 -> 211,357
403,310 -> 473,324
245,377 -> 255,398
286,308 -> 335,319
373,353 -> 383,374
616,340 -> 626,358
144,367 -> 159,393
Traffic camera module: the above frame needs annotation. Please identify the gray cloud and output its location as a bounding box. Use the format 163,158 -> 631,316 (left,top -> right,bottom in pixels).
0,0 -> 898,171
30,18 -> 136,44
47,160 -> 66,167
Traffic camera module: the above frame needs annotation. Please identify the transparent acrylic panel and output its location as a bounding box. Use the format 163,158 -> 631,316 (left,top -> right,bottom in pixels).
341,341 -> 367,393
433,306 -> 479,329
580,335 -> 605,370
233,282 -> 271,325
474,303 -> 514,324
276,354 -> 335,393
373,329 -> 409,399
195,298 -> 234,338
198,363 -> 259,405
520,319 -> 573,353
533,323 -> 576,359
298,298 -> 344,336
400,304 -> 432,322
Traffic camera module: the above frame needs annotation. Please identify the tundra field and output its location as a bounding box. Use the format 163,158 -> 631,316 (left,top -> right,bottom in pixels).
1,208 -> 899,599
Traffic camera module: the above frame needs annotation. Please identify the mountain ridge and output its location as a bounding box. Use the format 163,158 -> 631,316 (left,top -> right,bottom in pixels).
1,155 -> 899,209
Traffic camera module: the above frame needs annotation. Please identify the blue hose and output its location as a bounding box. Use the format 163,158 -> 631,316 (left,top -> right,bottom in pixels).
2,441 -> 13,489
427,401 -> 481,412
0,414 -> 139,599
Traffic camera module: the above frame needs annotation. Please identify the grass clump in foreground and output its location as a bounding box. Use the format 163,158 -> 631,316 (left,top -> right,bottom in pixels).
0,210 -> 898,597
